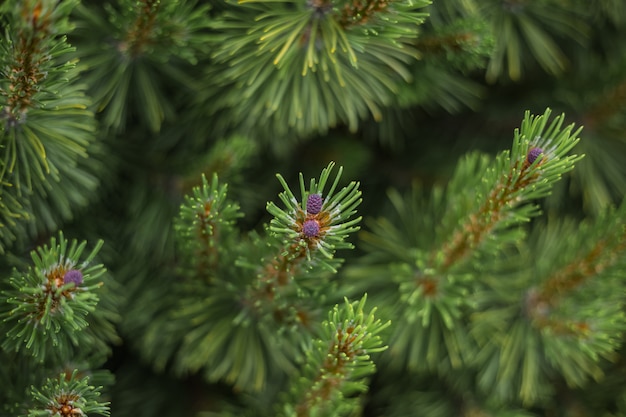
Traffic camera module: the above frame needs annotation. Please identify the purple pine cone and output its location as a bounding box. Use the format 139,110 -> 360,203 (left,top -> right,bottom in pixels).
63,269 -> 84,286
527,147 -> 544,164
306,193 -> 323,215
302,219 -> 321,238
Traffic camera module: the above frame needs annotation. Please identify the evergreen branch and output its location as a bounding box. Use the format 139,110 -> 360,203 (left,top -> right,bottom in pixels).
170,171 -> 328,392
117,0 -> 161,59
527,199 -> 626,328
412,17 -> 494,74
279,295 -> 389,417
239,162 -> 361,337
483,1 -> 588,82
345,109 -> 583,373
237,233 -> 340,337
171,164 -> 362,392
25,369 -> 109,417
0,232 -> 108,362
174,173 -> 243,278
71,0 -> 212,131
173,260 -> 311,392
535,232 -> 626,307
471,201 -> 626,404
255,239 -> 310,287
433,109 -> 582,272
204,0 -> 429,136
0,0 -> 95,191
268,161 -> 362,271
0,0 -> 76,119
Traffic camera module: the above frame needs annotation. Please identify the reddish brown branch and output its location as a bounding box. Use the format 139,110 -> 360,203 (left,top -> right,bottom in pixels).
337,0 -> 390,27
416,32 -> 480,54
194,200 -> 220,275
119,0 -> 161,58
3,0 -> 53,122
295,324 -> 359,416
539,229 -> 626,304
435,160 -> 539,271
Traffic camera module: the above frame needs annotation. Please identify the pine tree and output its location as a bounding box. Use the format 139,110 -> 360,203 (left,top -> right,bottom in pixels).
1,0 -> 626,416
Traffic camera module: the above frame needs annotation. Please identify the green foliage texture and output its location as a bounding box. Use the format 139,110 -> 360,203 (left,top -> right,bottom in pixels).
1,0 -> 626,416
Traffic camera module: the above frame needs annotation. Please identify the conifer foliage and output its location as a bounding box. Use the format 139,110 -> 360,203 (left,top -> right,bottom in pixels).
1,0 -> 626,416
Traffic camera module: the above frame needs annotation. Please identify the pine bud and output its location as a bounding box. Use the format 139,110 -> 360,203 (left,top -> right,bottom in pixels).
63,269 -> 84,286
307,193 -> 323,215
303,219 -> 321,238
526,147 -> 544,165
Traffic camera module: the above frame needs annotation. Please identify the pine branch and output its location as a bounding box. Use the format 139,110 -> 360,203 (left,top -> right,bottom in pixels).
0,232 -> 119,363
414,15 -> 494,72
392,12 -> 495,113
71,0 -> 212,132
432,109 -> 582,271
483,1 -> 589,82
344,109 -> 583,373
0,0 -> 104,254
202,0 -> 429,137
117,0 -> 162,59
25,370 -> 109,417
279,295 -> 389,417
0,0 -> 96,190
471,200 -> 626,405
268,161 -> 362,270
535,226 -> 626,309
174,173 -> 243,279
162,163 -> 363,392
245,160 -> 362,327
